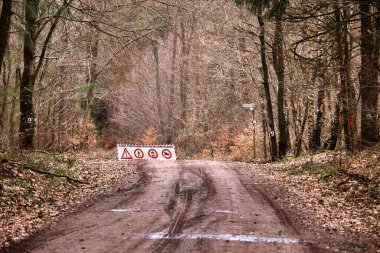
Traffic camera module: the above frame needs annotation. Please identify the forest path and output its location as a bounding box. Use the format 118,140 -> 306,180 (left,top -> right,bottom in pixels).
15,160 -> 315,253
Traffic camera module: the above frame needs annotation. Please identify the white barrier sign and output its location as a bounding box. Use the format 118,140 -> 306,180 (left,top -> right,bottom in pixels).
117,144 -> 177,160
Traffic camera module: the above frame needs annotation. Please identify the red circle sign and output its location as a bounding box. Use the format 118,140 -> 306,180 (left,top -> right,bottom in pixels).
148,149 -> 158,159
162,149 -> 172,159
134,148 -> 144,158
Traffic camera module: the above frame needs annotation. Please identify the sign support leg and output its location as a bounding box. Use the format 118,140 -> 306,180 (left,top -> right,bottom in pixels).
252,109 -> 256,160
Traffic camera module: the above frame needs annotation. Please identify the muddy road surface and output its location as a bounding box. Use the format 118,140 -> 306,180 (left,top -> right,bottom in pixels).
11,161 -> 318,253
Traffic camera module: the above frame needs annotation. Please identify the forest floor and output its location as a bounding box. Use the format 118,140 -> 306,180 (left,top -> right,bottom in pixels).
0,148 -> 379,252
0,149 -> 138,248
237,147 -> 380,252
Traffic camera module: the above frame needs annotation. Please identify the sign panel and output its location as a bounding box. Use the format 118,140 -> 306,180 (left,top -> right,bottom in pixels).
117,144 -> 177,161
134,149 -> 144,158
242,103 -> 255,110
121,148 -> 132,160
162,149 -> 172,159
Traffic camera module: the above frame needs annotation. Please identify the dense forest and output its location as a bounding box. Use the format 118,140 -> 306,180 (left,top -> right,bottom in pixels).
1,1 -> 380,251
0,0 -> 379,161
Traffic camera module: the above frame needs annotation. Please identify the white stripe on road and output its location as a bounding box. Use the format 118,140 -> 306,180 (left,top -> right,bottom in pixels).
109,208 -> 141,212
214,209 -> 238,214
147,231 -> 300,244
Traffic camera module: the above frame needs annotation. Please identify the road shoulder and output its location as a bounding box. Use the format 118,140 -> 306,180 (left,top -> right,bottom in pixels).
0,151 -> 141,251
233,161 -> 379,253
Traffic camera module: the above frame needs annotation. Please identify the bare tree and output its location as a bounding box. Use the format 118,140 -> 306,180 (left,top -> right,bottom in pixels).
359,2 -> 380,146
19,0 -> 71,149
258,11 -> 278,161
166,4 -> 179,143
0,0 -> 12,75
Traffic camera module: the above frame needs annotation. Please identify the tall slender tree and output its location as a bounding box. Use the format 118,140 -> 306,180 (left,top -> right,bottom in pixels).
334,3 -> 356,151
272,6 -> 287,158
236,0 -> 289,160
19,0 -> 39,149
153,40 -> 163,134
19,0 -> 71,149
257,11 -> 278,161
0,0 -> 12,75
166,4 -> 179,144
179,14 -> 195,131
359,2 -> 380,146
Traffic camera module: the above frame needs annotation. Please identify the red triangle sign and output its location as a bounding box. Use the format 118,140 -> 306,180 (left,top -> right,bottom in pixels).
121,148 -> 132,159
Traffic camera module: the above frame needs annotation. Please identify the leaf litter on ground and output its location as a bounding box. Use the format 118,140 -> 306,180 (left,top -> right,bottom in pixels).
236,148 -> 379,252
0,149 -> 138,249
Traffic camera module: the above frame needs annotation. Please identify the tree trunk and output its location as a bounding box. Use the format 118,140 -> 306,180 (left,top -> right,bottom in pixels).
58,63 -> 68,151
258,12 -> 278,161
0,0 -> 12,75
19,0 -> 69,149
83,30 -> 99,113
0,70 -> 9,135
179,15 -> 194,131
290,70 -> 310,157
0,48 -> 11,135
335,4 -> 356,152
375,5 -> 380,75
166,5 -> 179,144
294,100 -> 309,157
153,41 -> 163,134
272,13 -> 287,159
179,17 -> 188,131
325,93 -> 341,150
261,101 -> 267,160
359,2 -> 380,145
309,85 -> 325,151
308,23 -> 326,152
19,0 -> 39,149
9,67 -> 20,147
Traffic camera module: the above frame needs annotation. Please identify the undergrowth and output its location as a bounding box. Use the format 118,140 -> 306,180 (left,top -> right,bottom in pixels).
0,150 -> 78,179
283,150 -> 380,205
286,162 -> 338,178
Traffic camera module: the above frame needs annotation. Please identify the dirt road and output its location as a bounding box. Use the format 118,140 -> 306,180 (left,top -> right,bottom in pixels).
11,161 -> 318,253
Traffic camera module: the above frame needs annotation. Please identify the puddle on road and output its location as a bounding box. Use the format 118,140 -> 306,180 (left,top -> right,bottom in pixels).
147,231 -> 300,244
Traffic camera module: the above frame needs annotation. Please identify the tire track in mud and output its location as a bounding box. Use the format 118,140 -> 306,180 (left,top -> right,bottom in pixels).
110,162 -> 151,209
3,162 -> 150,253
54,163 -> 152,239
235,167 -> 318,253
233,165 -> 296,232
7,161 -> 321,253
241,182 -> 295,231
153,163 -> 216,253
